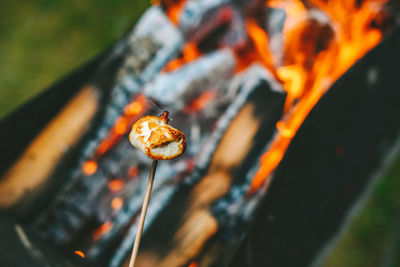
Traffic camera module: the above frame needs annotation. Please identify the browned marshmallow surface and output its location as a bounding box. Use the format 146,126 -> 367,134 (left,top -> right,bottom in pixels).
129,115 -> 186,160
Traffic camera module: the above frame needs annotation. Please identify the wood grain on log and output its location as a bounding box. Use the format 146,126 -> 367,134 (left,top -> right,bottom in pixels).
0,85 -> 99,208
130,102 -> 262,266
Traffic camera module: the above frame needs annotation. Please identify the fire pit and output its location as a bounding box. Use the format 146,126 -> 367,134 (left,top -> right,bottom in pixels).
0,0 -> 399,266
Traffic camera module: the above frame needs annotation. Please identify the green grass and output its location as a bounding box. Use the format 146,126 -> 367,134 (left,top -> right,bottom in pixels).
324,152 -> 400,267
1,2 -> 400,265
0,0 -> 149,118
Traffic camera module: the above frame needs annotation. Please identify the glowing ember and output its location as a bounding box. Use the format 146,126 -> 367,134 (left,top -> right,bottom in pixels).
188,261 -> 198,267
96,138 -> 115,156
184,90 -> 217,113
82,160 -> 98,176
128,166 -> 139,178
163,42 -> 202,72
74,250 -> 85,258
111,197 -> 124,210
93,221 -> 113,240
22,1 -> 394,266
87,0 -> 388,195
94,94 -> 148,159
336,146 -> 345,156
79,0 -> 389,199
124,101 -> 143,115
114,117 -> 129,135
108,179 -> 124,192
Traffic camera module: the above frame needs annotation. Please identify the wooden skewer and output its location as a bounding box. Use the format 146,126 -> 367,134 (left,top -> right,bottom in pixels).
128,159 -> 158,267
128,111 -> 182,267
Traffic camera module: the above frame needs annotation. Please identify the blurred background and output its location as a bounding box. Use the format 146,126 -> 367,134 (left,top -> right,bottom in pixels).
0,0 -> 149,118
0,0 -> 399,266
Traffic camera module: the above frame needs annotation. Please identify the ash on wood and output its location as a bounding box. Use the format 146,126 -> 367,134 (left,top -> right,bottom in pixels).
0,1 -> 398,267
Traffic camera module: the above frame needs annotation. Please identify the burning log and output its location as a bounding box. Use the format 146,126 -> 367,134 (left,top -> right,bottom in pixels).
230,26 -> 400,267
0,86 -> 99,208
0,0 -> 399,266
114,68 -> 285,267
120,5 -> 184,81
133,103 -> 264,266
144,49 -> 236,109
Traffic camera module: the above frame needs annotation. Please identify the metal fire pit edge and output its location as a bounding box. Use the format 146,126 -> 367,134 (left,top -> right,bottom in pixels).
228,26 -> 400,267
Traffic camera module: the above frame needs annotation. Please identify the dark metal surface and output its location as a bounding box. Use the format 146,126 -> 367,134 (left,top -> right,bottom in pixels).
0,211 -> 90,267
0,3 -> 398,266
229,27 -> 400,267
0,50 -> 108,176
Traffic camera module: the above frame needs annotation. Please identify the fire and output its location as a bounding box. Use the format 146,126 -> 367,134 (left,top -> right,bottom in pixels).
81,94 -> 147,176
111,197 -> 124,210
124,101 -> 143,115
268,0 -> 307,17
114,117 -> 129,135
96,94 -> 147,158
158,0 -> 187,25
85,0 -> 389,196
184,90 -> 217,113
163,42 -> 202,72
82,160 -> 98,176
245,19 -> 275,73
152,0 -> 388,193
248,0 -> 387,192
276,65 -> 306,112
128,165 -> 139,178
234,19 -> 275,73
188,261 -> 198,267
74,250 -> 85,258
108,179 -> 124,192
96,138 -> 115,156
93,221 -> 113,240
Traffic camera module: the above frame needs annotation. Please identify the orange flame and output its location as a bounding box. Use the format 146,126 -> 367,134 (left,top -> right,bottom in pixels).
267,0 -> 307,17
234,18 -> 277,73
74,250 -> 85,258
245,18 -> 276,73
276,65 -> 306,112
93,221 -> 113,240
159,0 -> 187,25
82,0 -> 387,198
249,0 -> 387,193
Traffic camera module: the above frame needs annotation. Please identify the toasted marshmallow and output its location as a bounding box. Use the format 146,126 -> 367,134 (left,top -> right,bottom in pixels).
129,115 -> 186,160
